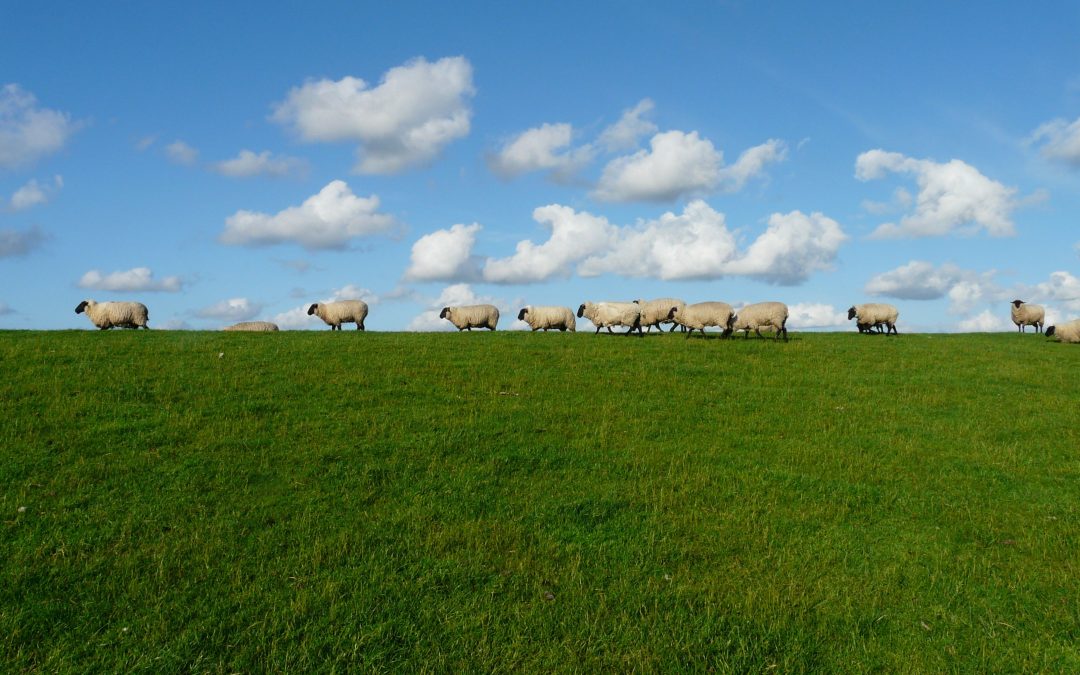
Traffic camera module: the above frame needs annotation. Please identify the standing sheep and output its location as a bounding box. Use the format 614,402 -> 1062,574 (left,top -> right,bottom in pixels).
576,301 -> 642,336
224,321 -> 279,331
517,305 -> 576,332
634,298 -> 686,333
75,300 -> 149,330
669,302 -> 735,338
731,302 -> 789,341
1046,319 -> 1080,343
1010,300 -> 1044,334
440,304 -> 499,331
307,300 -> 368,330
848,303 -> 899,335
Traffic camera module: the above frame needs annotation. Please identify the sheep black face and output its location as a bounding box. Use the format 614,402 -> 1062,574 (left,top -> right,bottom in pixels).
1011,299 -> 1025,308
307,304 -> 319,315
439,307 -> 450,319
75,301 -> 88,314
517,308 -> 528,321
847,306 -> 857,320
1046,325 -> 1057,337
576,304 -> 586,318
666,307 -> 678,320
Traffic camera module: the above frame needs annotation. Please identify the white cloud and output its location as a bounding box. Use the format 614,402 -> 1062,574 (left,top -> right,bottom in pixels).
406,282 -> 523,331
78,267 -> 183,293
1030,116 -> 1080,167
219,180 -> 398,250
958,309 -> 1010,332
0,225 -> 46,257
0,84 -> 82,169
597,98 -> 658,152
594,132 -> 785,202
212,150 -> 308,178
484,205 -> 616,283
786,303 -> 849,329
865,260 -> 1002,313
134,135 -> 157,151
487,123 -> 592,179
196,297 -> 263,322
7,175 -> 62,211
1027,271 -> 1080,313
722,210 -> 847,284
165,140 -> 198,166
405,222 -> 482,282
855,149 -> 1018,238
271,56 -> 475,174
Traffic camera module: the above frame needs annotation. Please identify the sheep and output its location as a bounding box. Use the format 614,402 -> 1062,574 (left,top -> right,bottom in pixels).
1010,299 -> 1044,334
517,305 -> 576,332
440,304 -> 499,331
224,321 -> 279,332
1046,319 -> 1080,343
307,300 -> 368,330
576,301 -> 642,336
74,300 -> 149,330
634,297 -> 686,333
848,303 -> 899,335
731,301 -> 789,340
669,301 -> 736,339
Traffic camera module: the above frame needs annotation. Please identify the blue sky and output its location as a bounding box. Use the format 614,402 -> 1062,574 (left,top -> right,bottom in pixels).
2,1 -> 1079,331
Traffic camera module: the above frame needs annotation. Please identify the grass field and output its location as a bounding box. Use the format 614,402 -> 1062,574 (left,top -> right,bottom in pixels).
2,329 -> 1078,672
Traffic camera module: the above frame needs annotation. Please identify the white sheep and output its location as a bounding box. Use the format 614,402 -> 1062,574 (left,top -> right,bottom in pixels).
731,302 -> 789,340
517,305 -> 576,332
307,300 -> 368,331
440,304 -> 499,331
1010,300 -> 1045,334
634,297 -> 686,333
848,303 -> 899,335
576,301 -> 642,335
75,300 -> 149,330
1045,319 -> 1080,344
670,301 -> 735,338
224,321 -> 279,332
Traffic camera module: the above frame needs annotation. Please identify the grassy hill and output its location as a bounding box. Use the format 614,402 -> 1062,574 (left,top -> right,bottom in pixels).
2,329 -> 1077,671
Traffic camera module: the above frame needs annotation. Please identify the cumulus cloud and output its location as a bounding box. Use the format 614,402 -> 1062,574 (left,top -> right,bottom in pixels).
786,303 -> 849,329
0,225 -> 46,257
271,56 -> 475,174
597,98 -> 658,152
212,150 -> 308,178
865,260 -> 1002,314
78,267 -> 183,293
855,150 -> 1018,238
405,222 -> 482,282
7,175 -> 62,211
406,283 -> 523,331
485,206 -> 616,283
958,309 -> 1011,332
722,210 -> 847,284
165,140 -> 199,166
0,84 -> 82,169
487,123 -> 593,180
220,180 -> 398,250
594,132 -> 786,202
1030,116 -> 1080,167
196,297 -> 263,322
1027,270 -> 1080,313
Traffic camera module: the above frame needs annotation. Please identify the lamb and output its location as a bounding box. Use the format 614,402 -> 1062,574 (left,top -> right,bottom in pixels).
1010,300 -> 1044,334
440,304 -> 499,331
634,297 -> 686,333
517,305 -> 576,332
1045,319 -> 1080,343
307,300 -> 368,331
224,321 -> 279,331
669,301 -> 735,338
848,303 -> 899,335
576,301 -> 642,336
74,300 -> 149,330
731,301 -> 789,340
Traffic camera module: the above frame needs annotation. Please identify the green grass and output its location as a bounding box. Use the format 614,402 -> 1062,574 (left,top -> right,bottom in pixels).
1,329 -> 1078,672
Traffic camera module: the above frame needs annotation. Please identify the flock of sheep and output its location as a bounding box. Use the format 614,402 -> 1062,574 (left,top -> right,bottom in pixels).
71,296 -> 1079,342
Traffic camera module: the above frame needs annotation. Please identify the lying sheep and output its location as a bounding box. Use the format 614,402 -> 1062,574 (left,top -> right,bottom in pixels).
634,297 -> 686,333
75,300 -> 149,330
224,321 -> 279,332
732,301 -> 788,340
577,301 -> 642,336
517,305 -> 576,332
440,304 -> 499,331
848,303 -> 899,335
1010,300 -> 1044,334
307,300 -> 368,330
1046,319 -> 1080,343
669,302 -> 735,338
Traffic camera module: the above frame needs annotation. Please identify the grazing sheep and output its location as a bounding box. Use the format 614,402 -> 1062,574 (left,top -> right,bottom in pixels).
1010,300 -> 1045,334
732,302 -> 789,340
224,321 -> 279,332
634,298 -> 686,333
669,302 -> 735,338
440,304 -> 499,331
307,300 -> 368,330
576,301 -> 642,336
517,305 -> 576,332
74,300 -> 149,330
848,303 -> 899,335
1045,319 -> 1080,343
